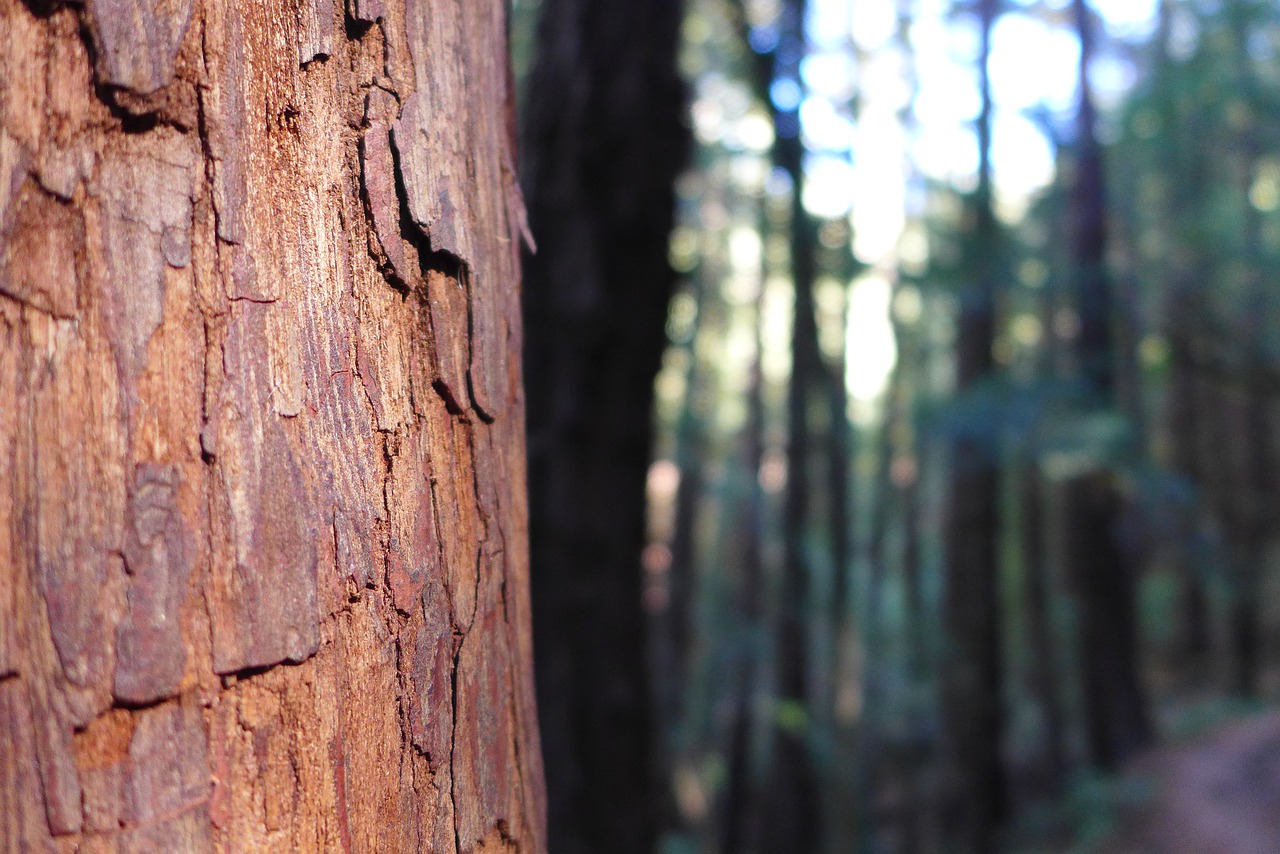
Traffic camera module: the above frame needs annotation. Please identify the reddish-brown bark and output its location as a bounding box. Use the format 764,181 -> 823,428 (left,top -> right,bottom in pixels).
0,0 -> 545,849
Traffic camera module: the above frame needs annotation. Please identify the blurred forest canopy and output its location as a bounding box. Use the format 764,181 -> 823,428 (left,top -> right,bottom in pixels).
516,0 -> 1280,851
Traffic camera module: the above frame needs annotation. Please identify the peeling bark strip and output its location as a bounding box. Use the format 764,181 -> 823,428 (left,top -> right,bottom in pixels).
115,464 -> 196,705
84,0 -> 195,96
0,0 -> 546,850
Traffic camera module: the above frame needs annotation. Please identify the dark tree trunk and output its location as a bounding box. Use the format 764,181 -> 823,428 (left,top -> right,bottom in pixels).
1065,475 -> 1152,765
760,4 -> 822,851
941,0 -> 1005,847
520,0 -> 688,850
900,440 -> 929,854
1222,6 -> 1270,699
721,307 -> 768,854
852,362 -> 904,852
1020,462 -> 1069,788
1063,0 -> 1152,769
1153,0 -> 1214,670
1166,282 -> 1212,668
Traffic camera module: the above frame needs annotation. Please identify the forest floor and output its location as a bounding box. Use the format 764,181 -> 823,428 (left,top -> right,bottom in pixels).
1096,709 -> 1280,853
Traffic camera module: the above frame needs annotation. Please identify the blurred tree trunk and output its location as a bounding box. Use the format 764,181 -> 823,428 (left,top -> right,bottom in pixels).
1063,0 -> 1152,769
1152,0 -> 1214,668
759,3 -> 822,851
1020,207 -> 1068,791
767,111 -> 823,854
665,389 -> 707,731
0,0 -> 546,850
826,290 -> 854,727
823,232 -> 854,681
720,303 -> 768,854
858,374 -> 900,851
941,0 -> 1005,847
1222,5 -> 1270,699
899,393 -> 930,854
1020,459 -> 1068,788
520,0 -> 687,849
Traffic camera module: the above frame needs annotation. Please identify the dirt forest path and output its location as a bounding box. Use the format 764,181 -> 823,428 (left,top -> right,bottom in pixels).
1099,710 -> 1280,853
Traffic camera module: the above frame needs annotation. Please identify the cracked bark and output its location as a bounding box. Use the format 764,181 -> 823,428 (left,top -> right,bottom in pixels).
0,0 -> 545,850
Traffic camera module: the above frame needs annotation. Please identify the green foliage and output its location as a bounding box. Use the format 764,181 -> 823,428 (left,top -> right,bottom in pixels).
773,698 -> 809,736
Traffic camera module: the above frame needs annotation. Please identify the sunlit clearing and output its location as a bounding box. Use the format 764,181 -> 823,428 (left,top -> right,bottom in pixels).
691,74 -> 760,150
1251,161 -> 1280,212
845,273 -> 897,402
800,96 -> 856,151
1090,54 -> 1139,111
848,0 -> 896,52
729,153 -> 770,194
911,124 -> 980,188
668,226 -> 699,273
912,16 -> 981,124
898,225 -> 929,277
852,109 -> 907,262
726,110 -> 776,153
991,111 -> 1056,220
860,48 -> 914,114
815,276 -> 847,361
807,0 -> 850,50
761,274 -> 794,384
1009,313 -> 1043,348
728,225 -> 762,272
990,14 -> 1079,113
801,51 -> 857,102
1098,0 -> 1161,42
802,155 -> 855,219
665,291 -> 698,343
893,285 -> 923,325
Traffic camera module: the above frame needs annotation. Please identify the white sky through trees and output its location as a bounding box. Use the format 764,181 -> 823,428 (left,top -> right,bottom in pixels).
789,0 -> 1159,402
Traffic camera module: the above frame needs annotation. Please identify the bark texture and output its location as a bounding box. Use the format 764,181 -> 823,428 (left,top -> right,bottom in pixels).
0,0 -> 546,850
520,1 -> 686,851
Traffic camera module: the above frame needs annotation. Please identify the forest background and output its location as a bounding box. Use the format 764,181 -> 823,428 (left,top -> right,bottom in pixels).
516,0 -> 1280,851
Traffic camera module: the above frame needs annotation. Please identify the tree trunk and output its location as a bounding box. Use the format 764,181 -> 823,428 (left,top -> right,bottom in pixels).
519,0 -> 686,849
1019,462 -> 1068,789
720,308 -> 768,854
941,0 -> 1005,847
1166,282 -> 1211,669
0,0 -> 545,850
761,4 -> 821,850
1222,6 -> 1270,699
1063,0 -> 1152,769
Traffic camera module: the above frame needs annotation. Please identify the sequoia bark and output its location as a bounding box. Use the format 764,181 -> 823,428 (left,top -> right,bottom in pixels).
0,0 -> 545,850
